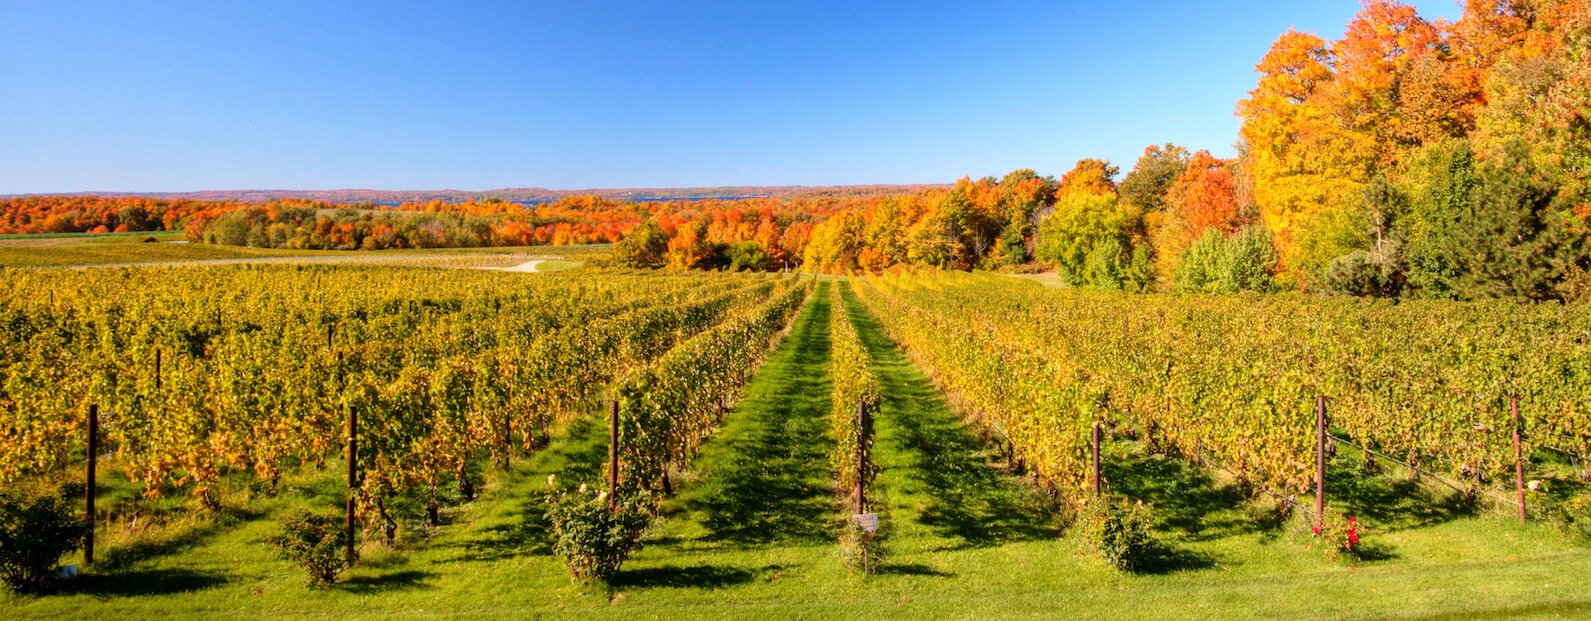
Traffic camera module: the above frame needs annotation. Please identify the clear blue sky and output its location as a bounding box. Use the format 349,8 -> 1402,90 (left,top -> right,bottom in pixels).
0,1 -> 1461,193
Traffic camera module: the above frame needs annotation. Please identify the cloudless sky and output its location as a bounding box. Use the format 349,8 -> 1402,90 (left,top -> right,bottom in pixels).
0,1 -> 1462,193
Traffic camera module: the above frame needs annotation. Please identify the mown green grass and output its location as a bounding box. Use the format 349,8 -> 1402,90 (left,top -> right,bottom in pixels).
5,281 -> 1591,619
0,237 -> 611,268
0,238 -> 277,267
534,260 -> 585,273
0,230 -> 187,241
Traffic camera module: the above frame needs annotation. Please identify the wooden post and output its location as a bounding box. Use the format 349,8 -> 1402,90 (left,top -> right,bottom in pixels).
1091,422 -> 1103,498
1315,396 -> 1327,530
326,323 -> 333,350
85,404 -> 98,565
345,404 -> 358,566
607,400 -> 620,510
154,349 -> 162,391
1513,395 -> 1526,524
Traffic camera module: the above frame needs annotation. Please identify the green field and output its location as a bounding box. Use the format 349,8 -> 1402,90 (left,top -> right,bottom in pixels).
0,234 -> 609,269
4,282 -> 1587,620
532,259 -> 585,273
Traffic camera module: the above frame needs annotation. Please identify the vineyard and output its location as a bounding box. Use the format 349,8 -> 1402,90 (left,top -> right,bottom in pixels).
854,271 -> 1591,509
1,265 -> 798,537
2,266 -> 1591,619
12,0 -> 1591,615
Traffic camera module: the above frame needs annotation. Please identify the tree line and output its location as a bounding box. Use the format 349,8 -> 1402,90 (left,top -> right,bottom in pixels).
6,1 -> 1587,300
619,0 -> 1590,301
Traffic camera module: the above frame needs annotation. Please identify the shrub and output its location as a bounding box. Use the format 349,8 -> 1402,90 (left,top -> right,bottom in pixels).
1308,508 -> 1363,561
1123,245 -> 1155,292
0,487 -> 84,593
612,220 -> 669,269
1081,238 -> 1126,290
1318,247 -> 1405,297
545,483 -> 651,584
725,240 -> 770,272
265,509 -> 352,586
1546,493 -> 1591,542
1083,499 -> 1156,572
839,515 -> 886,574
1174,227 -> 1279,293
1036,191 -> 1127,284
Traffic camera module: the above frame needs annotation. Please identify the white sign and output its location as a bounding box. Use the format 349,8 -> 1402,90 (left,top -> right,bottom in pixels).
854,512 -> 879,533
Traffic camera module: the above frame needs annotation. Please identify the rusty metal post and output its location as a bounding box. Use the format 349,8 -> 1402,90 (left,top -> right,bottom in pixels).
608,399 -> 620,509
856,401 -> 868,514
346,404 -> 358,565
1513,395 -> 1526,524
1316,396 -> 1326,530
499,412 -> 511,470
1092,422 -> 1103,498
85,404 -> 98,564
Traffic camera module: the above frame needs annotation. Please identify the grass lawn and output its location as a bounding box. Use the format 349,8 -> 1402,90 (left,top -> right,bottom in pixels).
0,235 -> 285,267
4,281 -> 1590,619
0,231 -> 189,241
1007,271 -> 1065,287
533,260 -> 585,273
0,235 -> 611,269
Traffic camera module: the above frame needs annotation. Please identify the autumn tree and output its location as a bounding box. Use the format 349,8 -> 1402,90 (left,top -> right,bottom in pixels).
1036,191 -> 1128,286
1149,151 -> 1245,284
612,220 -> 668,268
994,169 -> 1055,264
1237,28 -> 1354,285
1332,0 -> 1447,164
803,211 -> 865,272
779,220 -> 814,269
666,218 -> 717,270
1118,144 -> 1191,243
860,197 -> 909,270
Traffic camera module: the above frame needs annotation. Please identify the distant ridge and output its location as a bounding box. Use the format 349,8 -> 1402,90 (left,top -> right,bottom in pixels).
2,184 -> 947,203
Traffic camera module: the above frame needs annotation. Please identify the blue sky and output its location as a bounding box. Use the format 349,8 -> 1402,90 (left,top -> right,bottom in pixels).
0,1 -> 1462,193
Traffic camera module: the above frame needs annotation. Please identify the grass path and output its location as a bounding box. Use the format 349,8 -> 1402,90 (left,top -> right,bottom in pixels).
655,282 -> 836,547
595,281 -> 846,614
836,281 -> 1062,564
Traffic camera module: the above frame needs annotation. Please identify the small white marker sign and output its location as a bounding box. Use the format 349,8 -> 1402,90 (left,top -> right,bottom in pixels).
854,512 -> 879,533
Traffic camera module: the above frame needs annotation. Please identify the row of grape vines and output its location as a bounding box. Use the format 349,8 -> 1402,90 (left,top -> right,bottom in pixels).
0,265 -> 786,529
612,278 -> 813,491
854,270 -> 1591,507
829,279 -> 879,510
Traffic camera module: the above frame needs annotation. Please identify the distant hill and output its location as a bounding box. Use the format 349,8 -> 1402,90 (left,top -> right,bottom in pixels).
3,184 -> 947,204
